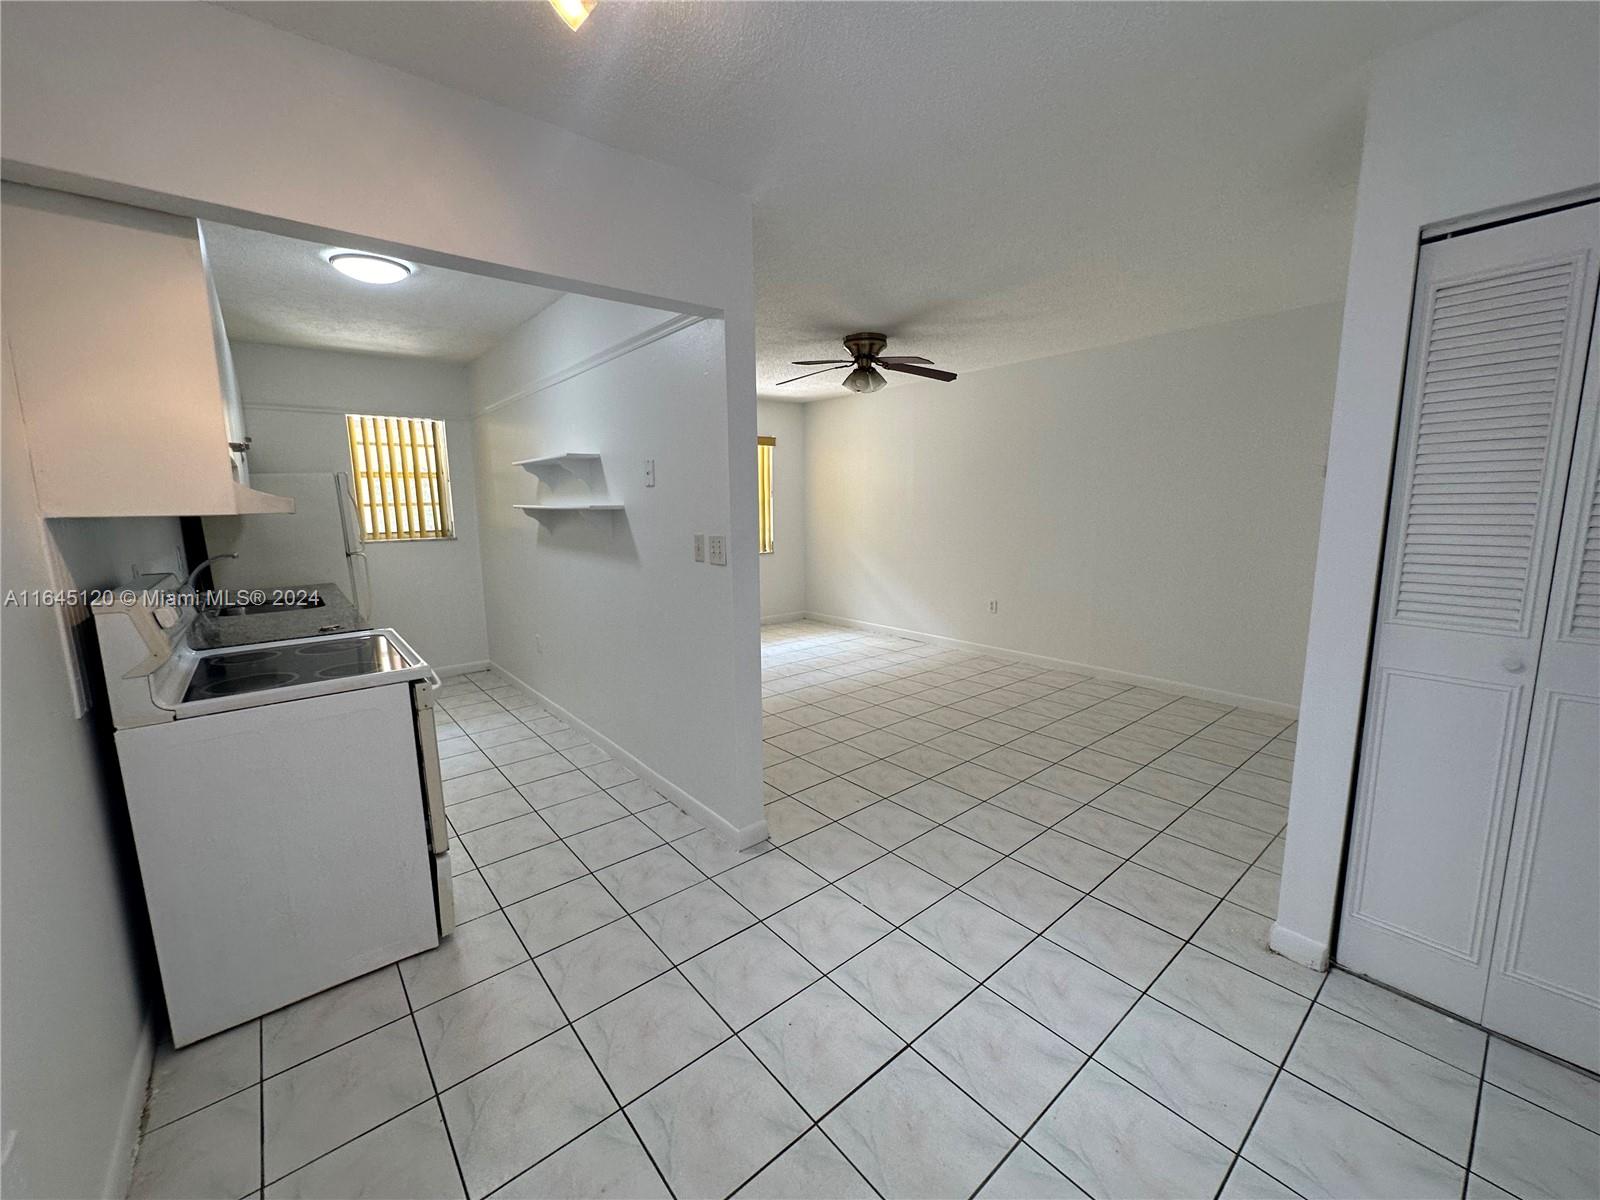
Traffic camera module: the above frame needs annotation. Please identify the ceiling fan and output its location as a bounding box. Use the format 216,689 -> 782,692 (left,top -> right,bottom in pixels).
777,332 -> 958,393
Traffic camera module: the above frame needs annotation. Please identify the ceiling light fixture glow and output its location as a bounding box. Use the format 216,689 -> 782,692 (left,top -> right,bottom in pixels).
548,0 -> 596,31
327,252 -> 412,285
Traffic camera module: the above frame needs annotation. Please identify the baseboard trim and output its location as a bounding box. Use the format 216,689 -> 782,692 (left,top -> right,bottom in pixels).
1269,922 -> 1330,971
436,660 -> 492,678
102,1014 -> 154,1200
489,662 -> 765,849
760,611 -> 808,626
801,612 -> 1299,719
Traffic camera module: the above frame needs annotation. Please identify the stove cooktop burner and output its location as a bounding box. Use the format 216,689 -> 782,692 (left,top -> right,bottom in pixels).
182,633 -> 411,704
292,641 -> 363,657
215,649 -> 276,666
314,662 -> 373,680
199,672 -> 298,698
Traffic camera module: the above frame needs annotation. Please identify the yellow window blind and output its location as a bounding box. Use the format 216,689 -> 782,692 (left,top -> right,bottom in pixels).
345,414 -> 455,541
757,435 -> 776,555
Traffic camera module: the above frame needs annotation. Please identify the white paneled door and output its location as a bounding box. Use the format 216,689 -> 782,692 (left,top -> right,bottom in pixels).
1340,201 -> 1600,1070
1483,305 -> 1600,1069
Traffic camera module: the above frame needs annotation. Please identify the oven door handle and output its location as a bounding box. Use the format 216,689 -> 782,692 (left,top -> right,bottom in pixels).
411,684 -> 449,855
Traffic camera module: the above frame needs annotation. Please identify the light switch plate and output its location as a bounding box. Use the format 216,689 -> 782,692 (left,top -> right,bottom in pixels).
644,458 -> 656,487
693,533 -> 705,563
708,534 -> 727,566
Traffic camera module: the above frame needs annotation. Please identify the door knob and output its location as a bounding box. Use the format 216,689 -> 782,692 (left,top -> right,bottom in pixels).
1503,656 -> 1526,674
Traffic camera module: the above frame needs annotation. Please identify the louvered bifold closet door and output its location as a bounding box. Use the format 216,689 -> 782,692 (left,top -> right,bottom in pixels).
1392,258 -> 1584,630
1571,460 -> 1600,637
1339,203 -> 1599,1023
1482,242 -> 1600,1071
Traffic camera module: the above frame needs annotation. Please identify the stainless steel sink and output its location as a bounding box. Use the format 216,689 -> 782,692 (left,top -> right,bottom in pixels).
213,597 -> 326,617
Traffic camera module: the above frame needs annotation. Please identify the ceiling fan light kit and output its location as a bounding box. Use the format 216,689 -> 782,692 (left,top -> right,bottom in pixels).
844,365 -> 886,393
777,331 -> 958,392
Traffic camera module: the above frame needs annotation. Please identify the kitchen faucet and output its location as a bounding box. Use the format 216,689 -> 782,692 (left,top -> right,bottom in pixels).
183,553 -> 237,597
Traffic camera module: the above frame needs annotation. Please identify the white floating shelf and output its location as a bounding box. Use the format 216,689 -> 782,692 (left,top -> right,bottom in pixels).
514,454 -> 614,523
514,502 -> 623,516
514,453 -> 601,472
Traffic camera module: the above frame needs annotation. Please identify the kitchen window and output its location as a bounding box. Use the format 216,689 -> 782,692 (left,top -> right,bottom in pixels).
345,414 -> 455,541
758,435 -> 776,554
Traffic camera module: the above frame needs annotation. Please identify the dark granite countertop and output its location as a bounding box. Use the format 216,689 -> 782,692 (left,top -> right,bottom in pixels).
189,581 -> 369,649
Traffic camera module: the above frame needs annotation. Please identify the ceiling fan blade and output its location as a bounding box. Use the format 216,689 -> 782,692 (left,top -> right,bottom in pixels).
790,359 -> 851,366
875,355 -> 935,365
775,364 -> 850,386
879,361 -> 958,382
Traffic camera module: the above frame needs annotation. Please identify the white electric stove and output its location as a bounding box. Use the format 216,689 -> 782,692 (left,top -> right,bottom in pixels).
93,584 -> 454,1046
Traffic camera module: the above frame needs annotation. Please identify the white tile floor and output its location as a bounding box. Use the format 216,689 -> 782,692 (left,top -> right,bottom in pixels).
129,621 -> 1600,1200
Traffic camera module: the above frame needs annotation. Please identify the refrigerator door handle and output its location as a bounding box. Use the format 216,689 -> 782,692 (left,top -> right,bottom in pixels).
335,471 -> 362,554
335,472 -> 374,622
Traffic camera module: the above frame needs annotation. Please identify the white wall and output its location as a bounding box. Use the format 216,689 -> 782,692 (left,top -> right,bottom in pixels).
1,351 -> 176,1199
758,399 -> 807,620
225,342 -> 491,672
1274,3 -> 1600,970
1,6 -> 761,1192
0,2 -> 751,317
803,304 -> 1341,710
471,297 -> 763,843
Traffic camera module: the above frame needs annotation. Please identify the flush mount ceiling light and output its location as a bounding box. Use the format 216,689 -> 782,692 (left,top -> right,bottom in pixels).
548,0 -> 596,31
326,252 -> 413,285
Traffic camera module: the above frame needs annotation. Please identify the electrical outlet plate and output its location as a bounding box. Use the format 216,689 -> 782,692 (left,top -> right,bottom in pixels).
988,599 -> 999,614
693,533 -> 705,563
708,535 -> 727,566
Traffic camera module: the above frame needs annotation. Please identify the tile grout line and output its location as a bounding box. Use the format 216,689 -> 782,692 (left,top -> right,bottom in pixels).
442,678 -> 888,1199
446,685 -> 1160,1193
140,636 -> 1323,1200
649,633 -> 1312,1196
476,775 -> 973,1199
471,828 -> 682,1200
731,677 -> 1300,1196
393,967 -> 472,1200
1462,1037 -> 1491,1200
1208,965 -> 1330,1200
439,684 -> 699,1197
962,706 -> 1298,1197
278,670 -> 681,1199
476,758 -> 892,1199
257,1020 -> 264,1197
461,636 -> 1299,1194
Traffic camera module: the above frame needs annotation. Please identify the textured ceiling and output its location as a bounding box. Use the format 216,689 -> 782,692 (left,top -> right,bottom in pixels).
202,221 -> 564,361
217,1 -> 1482,395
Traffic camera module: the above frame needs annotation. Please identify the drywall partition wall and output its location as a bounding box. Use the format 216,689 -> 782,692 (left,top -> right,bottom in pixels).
804,304 -> 1341,710
469,293 -> 695,409
1,348 -> 163,1200
1,12 -> 760,1187
0,0 -> 762,820
1273,2 -> 1600,972
472,298 -> 763,843
0,3 -> 750,317
223,343 -> 491,672
758,399 -> 808,620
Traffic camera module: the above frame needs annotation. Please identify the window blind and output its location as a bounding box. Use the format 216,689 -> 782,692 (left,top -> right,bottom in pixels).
758,436 -> 776,555
345,414 -> 455,541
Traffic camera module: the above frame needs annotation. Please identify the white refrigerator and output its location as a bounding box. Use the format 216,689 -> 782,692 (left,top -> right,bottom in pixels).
202,472 -> 369,615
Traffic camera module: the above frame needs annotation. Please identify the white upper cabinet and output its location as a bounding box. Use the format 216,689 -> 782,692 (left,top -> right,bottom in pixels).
0,183 -> 290,517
